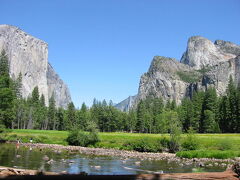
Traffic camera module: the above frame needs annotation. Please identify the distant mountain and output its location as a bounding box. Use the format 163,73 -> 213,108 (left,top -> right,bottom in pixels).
0,25 -> 71,108
116,36 -> 240,111
115,96 -> 136,112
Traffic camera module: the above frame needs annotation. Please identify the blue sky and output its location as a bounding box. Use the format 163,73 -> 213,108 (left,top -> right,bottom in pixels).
1,0 -> 240,108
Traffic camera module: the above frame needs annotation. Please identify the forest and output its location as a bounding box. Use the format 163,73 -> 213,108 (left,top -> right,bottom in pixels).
1,50 -> 240,134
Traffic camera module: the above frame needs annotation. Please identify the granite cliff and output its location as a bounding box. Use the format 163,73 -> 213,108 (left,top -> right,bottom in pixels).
0,25 -> 71,108
116,36 -> 240,111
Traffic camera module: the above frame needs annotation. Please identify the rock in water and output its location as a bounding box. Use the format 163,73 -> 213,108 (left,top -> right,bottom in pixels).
0,25 -> 71,108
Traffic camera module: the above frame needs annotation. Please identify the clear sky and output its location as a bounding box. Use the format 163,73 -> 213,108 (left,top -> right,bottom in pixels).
1,0 -> 240,108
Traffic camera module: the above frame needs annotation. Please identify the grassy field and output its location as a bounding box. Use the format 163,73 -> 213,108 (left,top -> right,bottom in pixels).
2,129 -> 240,158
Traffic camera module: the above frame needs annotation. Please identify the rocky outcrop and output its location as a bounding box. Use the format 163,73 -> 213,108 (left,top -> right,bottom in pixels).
135,56 -> 192,106
0,25 -> 71,108
47,64 -> 71,108
116,36 -> 240,111
180,36 -> 237,69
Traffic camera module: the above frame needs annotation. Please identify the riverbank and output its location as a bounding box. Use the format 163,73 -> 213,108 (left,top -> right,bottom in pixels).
0,166 -> 58,177
0,165 -> 238,180
2,129 -> 240,159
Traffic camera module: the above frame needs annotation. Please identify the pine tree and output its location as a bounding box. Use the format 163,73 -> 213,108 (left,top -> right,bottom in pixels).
127,110 -> 137,133
77,103 -> 89,130
0,50 -> 9,76
12,73 -> 23,129
0,50 -> 14,128
218,96 -> 229,132
48,95 -> 56,130
200,88 -> 218,133
66,102 -> 76,130
31,86 -> 40,105
136,100 -> 147,133
56,108 -> 64,130
38,94 -> 47,129
179,98 -> 194,132
191,91 -> 204,132
226,76 -> 238,132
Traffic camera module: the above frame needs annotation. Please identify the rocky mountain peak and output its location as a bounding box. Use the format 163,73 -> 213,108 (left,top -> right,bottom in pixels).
0,25 -> 71,108
116,36 -> 240,111
180,36 -> 236,69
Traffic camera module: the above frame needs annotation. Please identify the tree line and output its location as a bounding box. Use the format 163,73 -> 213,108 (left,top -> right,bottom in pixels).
0,50 -> 239,133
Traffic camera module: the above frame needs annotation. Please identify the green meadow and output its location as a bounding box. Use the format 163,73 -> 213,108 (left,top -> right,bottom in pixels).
2,129 -> 240,159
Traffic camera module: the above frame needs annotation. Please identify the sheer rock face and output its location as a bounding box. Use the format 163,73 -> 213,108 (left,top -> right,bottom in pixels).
180,36 -> 237,69
0,25 -> 71,108
47,64 -> 72,108
135,56 -> 192,106
116,36 -> 240,111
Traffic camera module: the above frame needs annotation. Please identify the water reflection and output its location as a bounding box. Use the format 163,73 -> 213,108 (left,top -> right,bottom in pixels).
0,143 -> 225,175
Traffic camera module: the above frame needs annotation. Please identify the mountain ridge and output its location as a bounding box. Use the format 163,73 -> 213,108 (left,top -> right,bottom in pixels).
116,36 -> 240,111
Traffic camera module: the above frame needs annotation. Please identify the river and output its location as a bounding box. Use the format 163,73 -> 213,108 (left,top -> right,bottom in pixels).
0,143 -> 226,175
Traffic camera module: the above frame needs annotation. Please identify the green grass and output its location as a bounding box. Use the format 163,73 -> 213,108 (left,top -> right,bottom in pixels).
2,129 -> 240,159
177,150 -> 240,159
3,129 -> 69,145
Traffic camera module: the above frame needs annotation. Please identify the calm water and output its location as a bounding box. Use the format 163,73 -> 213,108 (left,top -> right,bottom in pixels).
0,143 -> 225,175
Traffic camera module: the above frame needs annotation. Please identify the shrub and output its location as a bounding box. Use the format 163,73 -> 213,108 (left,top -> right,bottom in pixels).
159,136 -> 170,150
124,138 -> 162,153
181,129 -> 199,151
67,130 -> 99,147
0,124 -> 6,133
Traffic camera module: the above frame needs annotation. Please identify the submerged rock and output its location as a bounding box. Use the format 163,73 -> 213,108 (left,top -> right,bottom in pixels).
42,155 -> 49,161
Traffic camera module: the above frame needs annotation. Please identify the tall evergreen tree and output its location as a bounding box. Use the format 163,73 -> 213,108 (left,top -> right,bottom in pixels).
66,102 -> 76,130
136,100 -> 147,133
200,88 -> 218,133
127,110 -> 137,133
0,50 -> 14,128
77,103 -> 89,130
226,76 -> 238,132
179,98 -> 194,132
191,91 -> 204,132
48,95 -> 56,130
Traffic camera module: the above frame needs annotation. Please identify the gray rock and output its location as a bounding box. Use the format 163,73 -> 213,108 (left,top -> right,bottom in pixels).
115,95 -> 137,112
117,36 -> 240,110
180,36 -> 236,69
0,25 -> 71,108
135,56 -> 192,106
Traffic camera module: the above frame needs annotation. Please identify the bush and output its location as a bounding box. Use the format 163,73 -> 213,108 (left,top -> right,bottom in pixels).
124,138 -> 162,153
67,130 -> 99,147
181,129 -> 199,151
0,124 -> 6,133
159,136 -> 170,150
